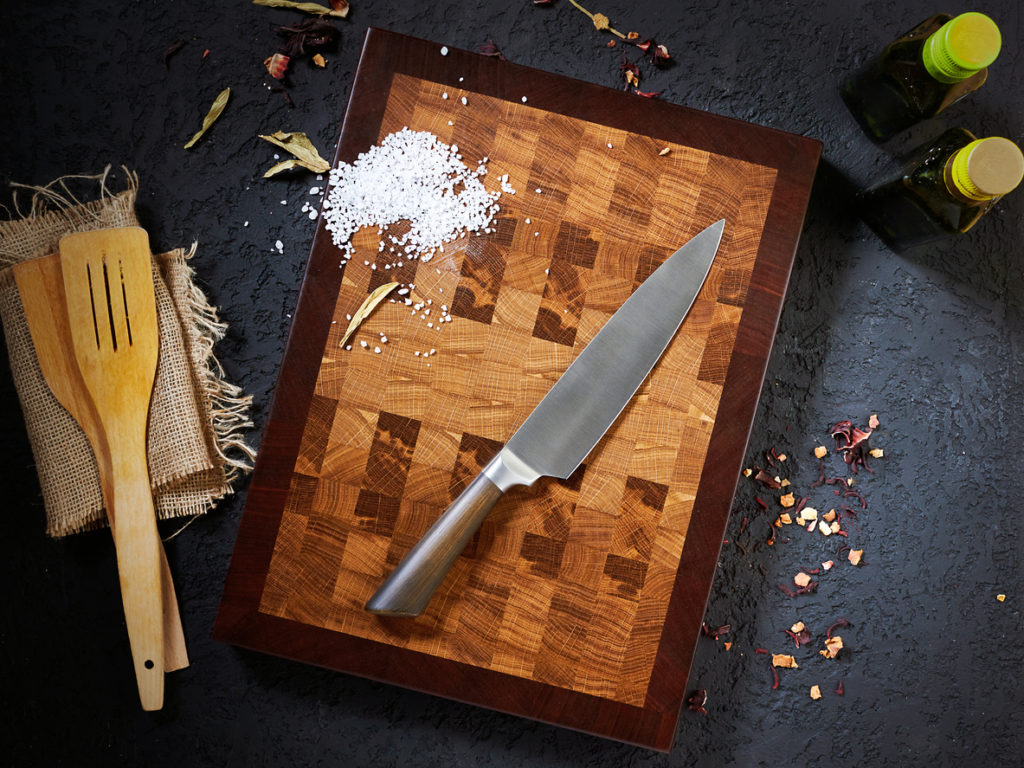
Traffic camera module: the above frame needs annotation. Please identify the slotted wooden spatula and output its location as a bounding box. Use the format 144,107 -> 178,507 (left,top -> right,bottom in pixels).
59,227 -> 165,709
12,250 -> 188,679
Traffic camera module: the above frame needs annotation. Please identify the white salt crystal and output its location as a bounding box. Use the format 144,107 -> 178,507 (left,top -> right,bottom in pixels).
244,221 -> 249,227
275,240 -> 284,252
310,187 -> 320,195
308,210 -> 318,220
442,92 -> 449,100
522,96 -> 527,103
535,188 -> 542,193
459,76 -> 464,82
441,46 -> 449,55
374,346 -> 381,353
461,96 -> 467,105
360,340 -> 368,348
280,200 -> 287,205
525,218 -> 530,224
321,129 -> 503,264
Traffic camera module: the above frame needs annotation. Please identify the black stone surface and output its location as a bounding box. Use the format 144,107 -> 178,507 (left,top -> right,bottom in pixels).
1,1 -> 1021,766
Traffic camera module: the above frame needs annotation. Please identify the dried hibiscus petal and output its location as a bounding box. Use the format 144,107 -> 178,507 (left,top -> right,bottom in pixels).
826,618 -> 850,638
686,688 -> 708,714
755,470 -> 782,489
634,90 -> 663,98
163,38 -> 187,70
702,622 -> 731,640
276,18 -> 340,57
478,39 -> 506,60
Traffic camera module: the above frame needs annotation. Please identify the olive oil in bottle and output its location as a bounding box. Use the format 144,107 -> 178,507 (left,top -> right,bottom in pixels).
859,128 -> 1023,252
842,12 -> 1001,142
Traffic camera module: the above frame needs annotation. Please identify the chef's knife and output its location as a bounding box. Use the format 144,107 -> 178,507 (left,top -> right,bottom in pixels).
366,219 -> 726,617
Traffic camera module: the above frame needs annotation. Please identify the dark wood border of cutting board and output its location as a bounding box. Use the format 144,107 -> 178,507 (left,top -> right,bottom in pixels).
215,28 -> 821,752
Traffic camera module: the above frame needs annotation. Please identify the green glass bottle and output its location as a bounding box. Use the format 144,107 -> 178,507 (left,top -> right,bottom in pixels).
842,12 -> 1001,142
859,128 -> 1024,252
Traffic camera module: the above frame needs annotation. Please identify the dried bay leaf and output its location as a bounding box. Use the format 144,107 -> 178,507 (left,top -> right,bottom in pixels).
260,131 -> 331,176
184,87 -> 230,149
252,0 -> 349,18
340,282 -> 399,347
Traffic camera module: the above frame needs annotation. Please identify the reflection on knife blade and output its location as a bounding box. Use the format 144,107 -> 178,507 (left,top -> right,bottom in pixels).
366,219 -> 726,617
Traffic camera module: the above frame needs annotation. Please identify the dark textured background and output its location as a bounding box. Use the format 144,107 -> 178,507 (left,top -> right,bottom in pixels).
1,1 -> 1021,766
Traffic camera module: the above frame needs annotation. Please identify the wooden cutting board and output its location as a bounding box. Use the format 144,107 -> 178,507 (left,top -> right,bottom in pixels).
215,28 -> 820,751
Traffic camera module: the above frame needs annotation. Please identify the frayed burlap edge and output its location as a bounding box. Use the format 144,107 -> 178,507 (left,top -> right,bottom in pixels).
0,167 -> 255,537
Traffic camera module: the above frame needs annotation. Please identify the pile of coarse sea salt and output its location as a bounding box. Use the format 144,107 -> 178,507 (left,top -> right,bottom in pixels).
321,127 -> 506,266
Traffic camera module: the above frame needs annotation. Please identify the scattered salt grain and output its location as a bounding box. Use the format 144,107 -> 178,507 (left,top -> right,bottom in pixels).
244,221 -> 249,227
442,92 -> 449,100
522,96 -> 527,103
461,96 -> 467,105
440,46 -> 449,56
275,240 -> 284,252
360,340 -> 368,348
374,346 -> 381,353
280,199 -> 288,205
607,143 -> 613,149
322,128 -> 502,265
310,187 -> 320,195
535,188 -> 542,194
525,217 -> 531,224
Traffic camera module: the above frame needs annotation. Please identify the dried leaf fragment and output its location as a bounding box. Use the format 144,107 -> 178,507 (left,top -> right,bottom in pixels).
592,12 -> 611,31
772,654 -> 798,669
260,131 -> 331,176
340,282 -> 399,347
810,684 -> 822,700
184,87 -> 230,149
252,0 -> 349,18
847,549 -> 863,566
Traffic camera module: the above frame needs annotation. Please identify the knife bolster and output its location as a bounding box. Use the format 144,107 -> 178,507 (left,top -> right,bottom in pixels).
481,449 -> 539,492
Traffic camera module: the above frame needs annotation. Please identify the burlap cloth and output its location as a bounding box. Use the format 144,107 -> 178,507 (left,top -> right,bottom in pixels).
0,170 -> 255,537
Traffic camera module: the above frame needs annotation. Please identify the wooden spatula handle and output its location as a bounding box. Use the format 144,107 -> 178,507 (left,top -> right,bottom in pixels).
106,430 -> 165,711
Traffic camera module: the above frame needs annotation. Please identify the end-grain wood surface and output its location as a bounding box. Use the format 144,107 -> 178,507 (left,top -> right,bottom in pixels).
216,28 -> 819,750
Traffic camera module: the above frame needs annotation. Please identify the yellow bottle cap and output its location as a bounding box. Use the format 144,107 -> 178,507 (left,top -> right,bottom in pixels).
948,137 -> 1024,201
923,12 -> 1001,83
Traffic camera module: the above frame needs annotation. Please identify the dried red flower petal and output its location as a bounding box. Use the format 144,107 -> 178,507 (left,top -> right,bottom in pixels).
687,688 -> 708,714
826,618 -> 851,639
634,90 -> 663,98
619,57 -> 641,91
276,18 -> 340,58
163,39 -> 186,70
635,38 -> 672,65
265,53 -> 291,80
754,648 -> 779,690
270,85 -> 295,107
835,679 -> 845,695
755,470 -> 782,489
478,39 -> 506,60
702,622 -> 731,639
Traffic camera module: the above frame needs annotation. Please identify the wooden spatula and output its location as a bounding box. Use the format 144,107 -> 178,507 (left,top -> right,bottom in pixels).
52,226 -> 166,709
13,251 -> 189,677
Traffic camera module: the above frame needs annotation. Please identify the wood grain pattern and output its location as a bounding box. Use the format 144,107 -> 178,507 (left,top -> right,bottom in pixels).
215,28 -> 820,751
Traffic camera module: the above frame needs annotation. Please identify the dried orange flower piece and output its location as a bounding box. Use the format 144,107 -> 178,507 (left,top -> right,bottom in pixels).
810,685 -> 822,700
778,513 -> 792,525
822,509 -> 837,523
777,453 -> 787,461
312,53 -> 326,67
822,560 -> 834,570
790,621 -> 806,633
997,594 -> 1006,602
818,520 -> 832,536
869,413 -> 880,429
772,654 -> 798,668
779,493 -> 795,508
743,468 -> 753,477
724,641 -> 733,650
820,635 -> 843,659
869,448 -> 884,458
814,445 -> 828,458
794,572 -> 812,588
659,146 -> 671,156
848,549 -> 863,566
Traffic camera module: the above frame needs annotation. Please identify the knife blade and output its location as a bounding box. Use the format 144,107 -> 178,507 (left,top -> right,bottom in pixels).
366,218 -> 726,617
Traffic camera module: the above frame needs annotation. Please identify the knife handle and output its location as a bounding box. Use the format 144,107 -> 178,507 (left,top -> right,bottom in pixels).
365,469 -> 505,617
